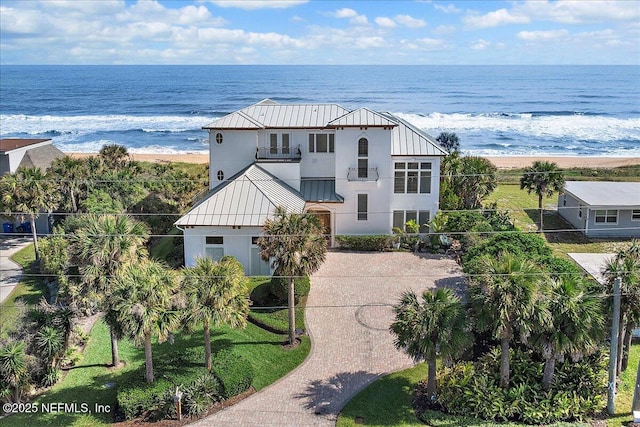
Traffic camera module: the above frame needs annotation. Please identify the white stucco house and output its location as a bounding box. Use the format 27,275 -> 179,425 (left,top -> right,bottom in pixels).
175,99 -> 446,275
558,181 -> 640,238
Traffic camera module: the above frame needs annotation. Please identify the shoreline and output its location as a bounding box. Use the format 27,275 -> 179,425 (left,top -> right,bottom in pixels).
67,152 -> 640,169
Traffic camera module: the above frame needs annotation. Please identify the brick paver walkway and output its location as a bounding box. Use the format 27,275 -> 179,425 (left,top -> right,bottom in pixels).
193,251 -> 464,426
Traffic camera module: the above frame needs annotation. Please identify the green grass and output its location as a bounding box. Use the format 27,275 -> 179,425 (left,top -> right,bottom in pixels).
0,243 -> 47,338
496,165 -> 640,185
3,317 -> 310,426
607,343 -> 640,427
246,276 -> 306,333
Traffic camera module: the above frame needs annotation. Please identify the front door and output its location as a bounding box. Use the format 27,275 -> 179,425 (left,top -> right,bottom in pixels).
309,210 -> 331,245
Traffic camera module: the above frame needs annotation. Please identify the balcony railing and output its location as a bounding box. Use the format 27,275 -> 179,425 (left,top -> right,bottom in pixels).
255,145 -> 301,161
347,167 -> 379,182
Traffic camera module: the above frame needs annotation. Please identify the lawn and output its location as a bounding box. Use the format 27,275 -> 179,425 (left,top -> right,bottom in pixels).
607,342 -> 640,427
246,276 -> 306,333
2,317 -> 310,426
0,243 -> 48,338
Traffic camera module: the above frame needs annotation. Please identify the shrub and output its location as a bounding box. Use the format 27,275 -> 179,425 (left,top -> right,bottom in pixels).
269,275 -> 310,303
211,349 -> 254,399
335,235 -> 393,251
463,232 -> 551,271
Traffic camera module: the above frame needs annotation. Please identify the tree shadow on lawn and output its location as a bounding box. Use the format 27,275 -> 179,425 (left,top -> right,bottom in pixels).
293,371 -> 381,416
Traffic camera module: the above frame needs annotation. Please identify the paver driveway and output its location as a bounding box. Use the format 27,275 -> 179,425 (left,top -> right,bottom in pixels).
194,251 -> 464,426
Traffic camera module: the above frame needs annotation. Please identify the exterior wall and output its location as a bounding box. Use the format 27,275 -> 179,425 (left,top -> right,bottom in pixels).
182,225 -> 270,275
208,130 -> 257,189
3,141 -> 53,174
334,128 -> 393,235
258,161 -> 302,191
586,208 -> 640,237
298,130 -> 336,178
0,154 -> 9,175
558,192 -> 585,231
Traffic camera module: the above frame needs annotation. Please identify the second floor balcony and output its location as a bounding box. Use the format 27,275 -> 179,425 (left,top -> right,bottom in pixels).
347,167 -> 379,182
255,145 -> 302,162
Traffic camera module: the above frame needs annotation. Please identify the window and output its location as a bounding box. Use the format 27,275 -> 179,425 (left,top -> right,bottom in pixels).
217,170 -> 224,181
308,134 -> 335,153
393,210 -> 430,232
562,195 -> 567,207
270,133 -> 278,155
215,133 -> 223,144
282,133 -> 290,155
578,205 -> 583,218
205,236 -> 224,261
633,210 -> 640,221
358,138 -> 368,179
251,236 -> 260,245
595,210 -> 618,224
394,162 -> 431,194
357,194 -> 368,221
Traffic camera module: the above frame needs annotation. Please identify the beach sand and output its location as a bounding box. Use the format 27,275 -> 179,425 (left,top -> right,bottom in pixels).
68,152 -> 639,169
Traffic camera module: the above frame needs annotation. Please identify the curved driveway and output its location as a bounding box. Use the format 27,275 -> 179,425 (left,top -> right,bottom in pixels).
194,251 -> 464,426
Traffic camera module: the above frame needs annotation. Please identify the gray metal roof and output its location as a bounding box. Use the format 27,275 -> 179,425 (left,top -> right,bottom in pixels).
204,100 -> 350,129
300,179 -> 344,203
384,113 -> 448,156
564,181 -> 640,208
175,164 -> 306,227
328,108 -> 399,128
19,145 -> 66,170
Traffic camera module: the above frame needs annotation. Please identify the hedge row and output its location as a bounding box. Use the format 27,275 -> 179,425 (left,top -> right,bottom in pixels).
335,235 -> 393,251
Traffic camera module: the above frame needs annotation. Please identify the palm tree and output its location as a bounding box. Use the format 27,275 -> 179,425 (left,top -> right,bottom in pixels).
111,260 -> 182,383
0,166 -> 59,259
519,161 -> 565,230
440,155 -> 497,210
534,276 -> 603,390
182,256 -> 250,370
390,288 -> 471,399
470,252 -> 548,388
72,214 -> 149,367
602,241 -> 640,373
99,144 -> 130,171
436,132 -> 460,153
257,206 -> 327,346
48,156 -> 85,213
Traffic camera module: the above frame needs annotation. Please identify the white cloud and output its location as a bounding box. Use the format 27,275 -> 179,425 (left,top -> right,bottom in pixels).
517,29 -> 569,41
432,24 -> 455,35
0,6 -> 47,34
433,3 -> 461,14
375,17 -> 396,28
470,39 -> 490,50
355,36 -> 385,49
395,14 -> 426,28
332,8 -> 358,19
207,0 -> 307,10
463,8 -> 530,29
417,37 -> 447,50
351,15 -> 369,26
518,0 -> 640,24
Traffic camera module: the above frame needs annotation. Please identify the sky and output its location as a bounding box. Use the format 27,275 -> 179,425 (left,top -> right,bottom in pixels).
0,0 -> 639,65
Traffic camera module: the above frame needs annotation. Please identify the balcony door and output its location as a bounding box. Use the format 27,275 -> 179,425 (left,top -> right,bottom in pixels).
270,133 -> 290,157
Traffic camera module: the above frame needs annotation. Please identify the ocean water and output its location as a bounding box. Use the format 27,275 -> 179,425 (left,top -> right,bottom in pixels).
1,65 -> 638,157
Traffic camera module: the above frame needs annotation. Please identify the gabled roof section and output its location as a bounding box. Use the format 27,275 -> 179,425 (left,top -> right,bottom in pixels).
328,108 -> 399,128
0,138 -> 51,153
564,181 -> 640,208
19,145 -> 65,170
175,164 -> 306,227
383,113 -> 448,156
203,111 -> 264,130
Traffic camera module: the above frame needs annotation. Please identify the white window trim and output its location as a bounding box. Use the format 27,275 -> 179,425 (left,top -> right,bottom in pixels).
393,210 -> 431,233
205,236 -> 225,261
631,209 -> 640,221
594,209 -> 618,225
393,161 -> 432,194
357,193 -> 368,221
308,133 -> 335,153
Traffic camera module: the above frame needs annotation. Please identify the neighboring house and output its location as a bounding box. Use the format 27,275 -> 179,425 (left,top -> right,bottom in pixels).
176,99 -> 447,274
558,181 -> 640,238
0,138 -> 65,176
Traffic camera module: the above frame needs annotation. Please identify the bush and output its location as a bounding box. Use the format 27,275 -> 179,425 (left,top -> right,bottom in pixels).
335,235 -> 393,251
434,347 -> 606,424
463,232 -> 551,271
269,275 -> 310,303
211,349 -> 254,399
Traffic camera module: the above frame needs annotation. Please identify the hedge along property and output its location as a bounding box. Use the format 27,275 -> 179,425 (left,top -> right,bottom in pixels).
175,99 -> 447,273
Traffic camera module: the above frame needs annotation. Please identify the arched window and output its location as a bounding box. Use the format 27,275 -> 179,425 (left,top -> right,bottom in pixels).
357,138 -> 368,178
215,133 -> 223,144
217,170 -> 224,181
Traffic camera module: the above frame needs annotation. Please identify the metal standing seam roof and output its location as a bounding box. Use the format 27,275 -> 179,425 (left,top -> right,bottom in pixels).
300,179 -> 344,203
564,181 -> 640,207
175,164 -> 306,227
383,113 -> 448,156
327,108 -> 399,127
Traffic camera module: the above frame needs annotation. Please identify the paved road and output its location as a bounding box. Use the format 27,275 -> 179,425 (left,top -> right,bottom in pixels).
194,251 -> 464,426
0,237 -> 31,303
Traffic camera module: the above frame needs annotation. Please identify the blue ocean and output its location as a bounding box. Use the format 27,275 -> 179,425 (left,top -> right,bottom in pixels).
1,65 -> 638,157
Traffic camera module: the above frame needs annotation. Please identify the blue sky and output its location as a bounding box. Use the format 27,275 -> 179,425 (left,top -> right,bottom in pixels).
1,0 -> 638,64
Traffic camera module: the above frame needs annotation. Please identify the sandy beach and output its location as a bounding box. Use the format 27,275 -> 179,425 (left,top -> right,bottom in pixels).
68,152 -> 639,169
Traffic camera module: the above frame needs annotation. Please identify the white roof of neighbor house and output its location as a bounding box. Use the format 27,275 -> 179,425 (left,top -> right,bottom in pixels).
385,114 -> 448,156
328,108 -> 399,128
175,165 -> 306,227
564,181 -> 640,208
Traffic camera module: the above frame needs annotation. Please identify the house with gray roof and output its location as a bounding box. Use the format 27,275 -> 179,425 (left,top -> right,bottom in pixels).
558,181 -> 640,238
176,99 -> 447,274
0,138 -> 65,175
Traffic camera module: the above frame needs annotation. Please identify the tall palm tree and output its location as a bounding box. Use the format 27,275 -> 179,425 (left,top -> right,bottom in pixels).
182,256 -> 250,370
48,156 -> 86,213
99,144 -> 130,171
602,241 -> 640,373
534,276 -> 603,390
470,252 -> 548,388
0,166 -> 59,259
257,206 -> 327,346
519,161 -> 565,230
111,260 -> 182,383
390,288 -> 471,399
72,214 -> 149,367
440,155 -> 497,210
